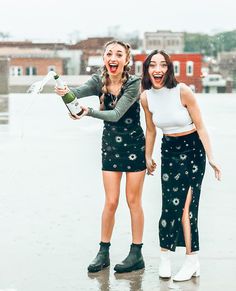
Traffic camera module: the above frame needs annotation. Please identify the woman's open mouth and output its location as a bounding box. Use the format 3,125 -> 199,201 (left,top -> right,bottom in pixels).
109,63 -> 118,73
153,73 -> 164,84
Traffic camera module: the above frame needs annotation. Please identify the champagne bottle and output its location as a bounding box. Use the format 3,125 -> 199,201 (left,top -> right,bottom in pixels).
54,74 -> 83,116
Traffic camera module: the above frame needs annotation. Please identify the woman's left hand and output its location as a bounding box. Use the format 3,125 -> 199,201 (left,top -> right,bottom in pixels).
209,160 -> 222,181
146,158 -> 157,176
69,105 -> 89,120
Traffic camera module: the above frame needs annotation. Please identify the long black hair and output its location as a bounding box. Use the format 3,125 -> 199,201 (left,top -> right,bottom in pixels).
141,50 -> 178,90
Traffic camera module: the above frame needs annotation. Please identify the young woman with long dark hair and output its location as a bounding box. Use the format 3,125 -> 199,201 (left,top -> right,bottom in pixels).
141,50 -> 221,281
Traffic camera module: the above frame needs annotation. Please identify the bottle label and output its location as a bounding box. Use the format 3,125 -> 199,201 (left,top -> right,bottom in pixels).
67,98 -> 82,115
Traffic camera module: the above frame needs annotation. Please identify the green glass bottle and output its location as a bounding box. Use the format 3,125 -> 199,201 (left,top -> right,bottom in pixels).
54,74 -> 83,116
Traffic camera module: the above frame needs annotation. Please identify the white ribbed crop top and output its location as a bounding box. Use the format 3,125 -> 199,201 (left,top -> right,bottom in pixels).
146,84 -> 195,134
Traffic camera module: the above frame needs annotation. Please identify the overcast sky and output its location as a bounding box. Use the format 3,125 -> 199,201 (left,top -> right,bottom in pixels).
1,0 -> 235,42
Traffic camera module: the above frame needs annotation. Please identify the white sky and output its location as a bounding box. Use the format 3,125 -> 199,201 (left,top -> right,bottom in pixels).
1,0 -> 236,42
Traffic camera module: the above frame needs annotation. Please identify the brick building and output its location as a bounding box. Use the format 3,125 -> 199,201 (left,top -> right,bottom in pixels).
218,51 -> 236,89
133,53 -> 202,92
71,37 -> 113,74
0,42 -> 82,75
0,39 -> 113,75
0,47 -> 64,76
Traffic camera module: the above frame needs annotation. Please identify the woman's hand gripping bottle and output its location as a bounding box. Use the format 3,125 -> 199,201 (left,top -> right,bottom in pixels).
54,74 -> 83,116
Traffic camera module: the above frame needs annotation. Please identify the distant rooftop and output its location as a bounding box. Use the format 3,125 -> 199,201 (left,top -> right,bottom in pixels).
0,47 -> 62,58
0,37 -> 114,51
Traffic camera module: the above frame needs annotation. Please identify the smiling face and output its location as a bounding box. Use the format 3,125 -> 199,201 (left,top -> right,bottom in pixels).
103,43 -> 129,77
148,53 -> 168,89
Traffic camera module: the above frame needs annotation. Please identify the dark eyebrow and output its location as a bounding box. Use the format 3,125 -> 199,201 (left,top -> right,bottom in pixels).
150,60 -> 167,64
107,49 -> 124,53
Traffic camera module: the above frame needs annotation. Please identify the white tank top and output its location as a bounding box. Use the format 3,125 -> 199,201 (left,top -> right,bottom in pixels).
145,84 -> 195,134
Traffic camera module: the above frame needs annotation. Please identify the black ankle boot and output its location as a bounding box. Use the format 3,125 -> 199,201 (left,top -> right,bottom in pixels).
87,242 -> 110,273
114,243 -> 145,273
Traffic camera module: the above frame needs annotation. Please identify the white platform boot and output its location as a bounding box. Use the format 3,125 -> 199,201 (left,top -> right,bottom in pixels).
173,253 -> 200,281
159,250 -> 171,278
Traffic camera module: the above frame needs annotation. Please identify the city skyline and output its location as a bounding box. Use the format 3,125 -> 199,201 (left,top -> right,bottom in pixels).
1,0 -> 236,42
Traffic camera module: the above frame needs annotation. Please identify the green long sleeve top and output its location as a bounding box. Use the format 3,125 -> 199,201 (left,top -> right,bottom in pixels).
70,74 -> 141,122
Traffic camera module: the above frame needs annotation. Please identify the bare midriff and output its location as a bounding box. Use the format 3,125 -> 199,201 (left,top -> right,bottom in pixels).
164,128 -> 197,137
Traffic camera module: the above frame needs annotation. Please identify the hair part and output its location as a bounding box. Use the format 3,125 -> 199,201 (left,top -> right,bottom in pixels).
141,49 -> 179,90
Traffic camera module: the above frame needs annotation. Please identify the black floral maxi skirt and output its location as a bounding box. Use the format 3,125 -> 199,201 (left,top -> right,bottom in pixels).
101,123 -> 146,172
159,131 -> 206,252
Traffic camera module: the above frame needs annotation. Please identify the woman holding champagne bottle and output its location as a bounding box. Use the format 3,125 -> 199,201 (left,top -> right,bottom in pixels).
55,40 -> 146,273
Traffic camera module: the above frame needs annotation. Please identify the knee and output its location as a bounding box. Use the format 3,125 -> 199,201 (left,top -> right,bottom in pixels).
127,195 -> 142,211
105,199 -> 119,213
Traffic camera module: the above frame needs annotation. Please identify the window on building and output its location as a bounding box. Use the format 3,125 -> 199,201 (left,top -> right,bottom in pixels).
173,61 -> 180,76
10,66 -> 23,76
209,77 -> 220,81
135,61 -> 143,76
217,86 -> 226,93
205,86 -> 210,93
26,67 -> 37,75
186,61 -> 194,76
48,66 -> 56,72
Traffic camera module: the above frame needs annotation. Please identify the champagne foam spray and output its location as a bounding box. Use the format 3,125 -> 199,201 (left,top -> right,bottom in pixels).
19,71 -> 57,138
7,71 -> 61,185
27,71 -> 57,94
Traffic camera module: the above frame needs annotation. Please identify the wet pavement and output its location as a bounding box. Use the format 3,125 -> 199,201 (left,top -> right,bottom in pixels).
0,93 -> 235,291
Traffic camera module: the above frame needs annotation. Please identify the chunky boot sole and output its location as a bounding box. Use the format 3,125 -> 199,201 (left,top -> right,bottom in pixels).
88,262 -> 110,273
173,267 -> 200,281
114,260 -> 145,273
159,274 -> 171,279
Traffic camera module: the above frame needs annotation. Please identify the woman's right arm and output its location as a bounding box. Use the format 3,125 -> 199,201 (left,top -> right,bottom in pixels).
141,91 -> 157,175
55,74 -> 101,99
181,83 -> 221,181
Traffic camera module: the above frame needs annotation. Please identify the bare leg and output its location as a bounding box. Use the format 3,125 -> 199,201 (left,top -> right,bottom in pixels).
114,170 -> 146,273
101,171 -> 122,242
172,188 -> 201,281
182,187 -> 193,254
126,170 -> 146,244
